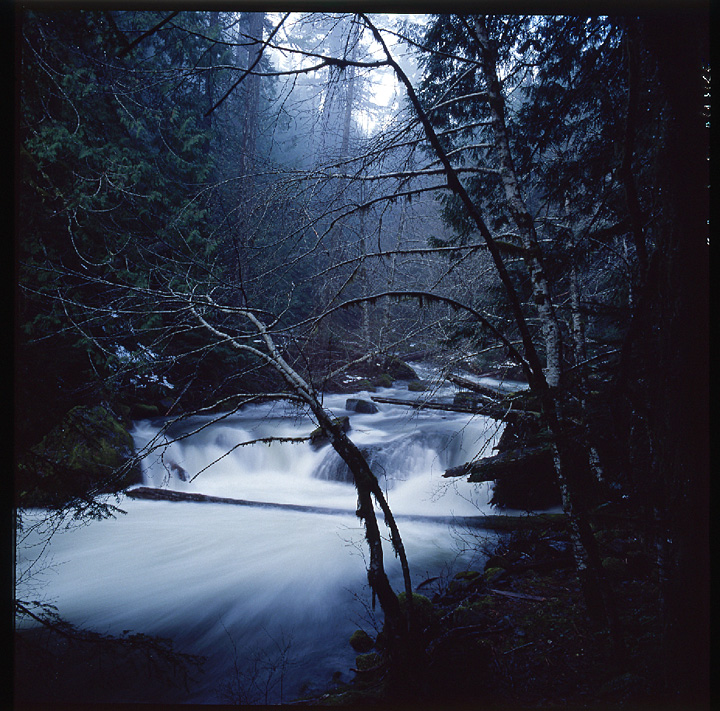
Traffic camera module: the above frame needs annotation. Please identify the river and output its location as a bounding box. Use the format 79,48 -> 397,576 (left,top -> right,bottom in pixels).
16,368 -> 522,704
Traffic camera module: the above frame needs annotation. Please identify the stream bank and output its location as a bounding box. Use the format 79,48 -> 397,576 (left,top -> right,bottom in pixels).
305,508 -> 668,710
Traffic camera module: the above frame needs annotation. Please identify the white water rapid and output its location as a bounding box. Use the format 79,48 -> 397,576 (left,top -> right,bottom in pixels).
16,370 -> 516,704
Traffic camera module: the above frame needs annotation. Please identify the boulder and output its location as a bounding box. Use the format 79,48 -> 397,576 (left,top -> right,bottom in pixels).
309,416 -> 351,449
345,398 -> 379,414
17,405 -> 142,508
349,630 -> 375,653
372,373 -> 394,388
355,652 -> 382,672
384,357 -> 418,381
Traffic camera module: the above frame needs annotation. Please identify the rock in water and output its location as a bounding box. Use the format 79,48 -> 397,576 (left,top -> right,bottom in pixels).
384,357 -> 418,381
345,398 -> 379,414
309,416 -> 351,449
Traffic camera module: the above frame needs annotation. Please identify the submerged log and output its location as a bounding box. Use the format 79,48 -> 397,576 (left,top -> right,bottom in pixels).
443,445 -> 553,482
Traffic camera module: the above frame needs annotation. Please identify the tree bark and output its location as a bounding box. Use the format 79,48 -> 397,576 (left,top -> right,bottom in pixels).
472,16 -> 562,389
362,12 -> 624,655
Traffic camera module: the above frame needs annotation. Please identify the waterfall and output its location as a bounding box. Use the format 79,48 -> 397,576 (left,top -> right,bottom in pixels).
16,371 -> 508,704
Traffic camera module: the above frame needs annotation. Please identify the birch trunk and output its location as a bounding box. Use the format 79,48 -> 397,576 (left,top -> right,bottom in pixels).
471,19 -> 623,650
473,17 -> 562,389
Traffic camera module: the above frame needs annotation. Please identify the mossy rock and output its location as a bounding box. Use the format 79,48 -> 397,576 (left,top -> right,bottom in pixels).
355,652 -> 382,671
383,357 -> 418,381
398,592 -> 438,635
452,597 -> 494,626
398,591 -> 434,616
483,566 -> 507,584
17,405 -> 142,507
130,402 -> 160,419
345,398 -> 379,414
447,569 -> 484,597
372,373 -> 394,388
349,629 -> 374,653
407,380 -> 429,392
484,555 -> 511,571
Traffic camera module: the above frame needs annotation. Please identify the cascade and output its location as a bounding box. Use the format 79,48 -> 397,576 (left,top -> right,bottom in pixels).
16,367 -> 511,704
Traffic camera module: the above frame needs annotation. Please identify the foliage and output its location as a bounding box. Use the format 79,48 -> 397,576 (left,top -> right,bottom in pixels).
17,405 -> 141,509
18,10 -> 219,440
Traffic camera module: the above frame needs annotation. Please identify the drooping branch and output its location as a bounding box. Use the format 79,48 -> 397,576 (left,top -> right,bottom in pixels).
188,295 -> 414,636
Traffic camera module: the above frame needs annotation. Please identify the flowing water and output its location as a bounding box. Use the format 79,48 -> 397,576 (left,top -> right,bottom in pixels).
16,370 -> 517,704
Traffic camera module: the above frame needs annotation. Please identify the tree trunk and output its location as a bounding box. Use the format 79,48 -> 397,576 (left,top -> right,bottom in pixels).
237,12 -> 263,182
363,12 -> 623,652
473,16 -> 562,389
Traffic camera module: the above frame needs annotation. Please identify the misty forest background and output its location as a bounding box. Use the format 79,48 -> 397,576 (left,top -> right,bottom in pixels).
16,9 -> 708,708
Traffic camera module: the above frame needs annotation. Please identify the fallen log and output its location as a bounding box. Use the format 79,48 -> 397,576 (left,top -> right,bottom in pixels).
370,395 -> 538,423
443,445 -> 554,481
445,373 -> 507,401
125,486 -> 566,531
126,486 -> 351,515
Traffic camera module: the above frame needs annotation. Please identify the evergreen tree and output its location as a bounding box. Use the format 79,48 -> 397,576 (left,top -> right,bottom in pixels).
18,10 -> 216,447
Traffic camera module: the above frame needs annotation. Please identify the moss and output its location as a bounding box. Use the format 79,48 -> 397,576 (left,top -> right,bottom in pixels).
372,373 -> 394,388
384,357 -> 418,380
483,566 -> 507,584
484,554 -> 511,571
453,390 -> 482,406
398,592 -> 434,615
309,416 -> 351,448
452,597 -> 495,625
407,380 -> 429,392
398,592 -> 438,634
349,630 -> 374,653
355,652 -> 382,671
470,595 -> 495,611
